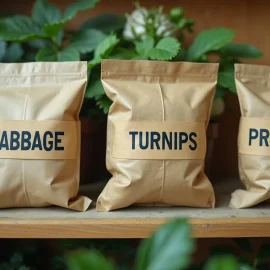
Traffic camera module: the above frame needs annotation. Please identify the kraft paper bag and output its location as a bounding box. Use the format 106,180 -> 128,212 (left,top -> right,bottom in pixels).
0,62 -> 91,211
97,60 -> 219,211
230,64 -> 270,208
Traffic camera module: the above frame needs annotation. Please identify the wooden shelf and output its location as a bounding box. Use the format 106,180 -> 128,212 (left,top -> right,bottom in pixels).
0,178 -> 270,239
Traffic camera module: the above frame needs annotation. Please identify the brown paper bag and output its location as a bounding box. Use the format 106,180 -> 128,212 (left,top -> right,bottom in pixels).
230,64 -> 270,208
0,62 -> 91,211
97,60 -> 219,211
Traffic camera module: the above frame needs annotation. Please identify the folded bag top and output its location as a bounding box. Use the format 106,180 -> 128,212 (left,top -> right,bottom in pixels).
0,62 -> 91,211
97,60 -> 219,211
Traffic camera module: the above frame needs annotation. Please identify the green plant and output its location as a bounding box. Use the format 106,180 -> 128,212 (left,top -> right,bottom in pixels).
1,226 -> 270,269
87,4 -> 262,117
86,4 -> 191,114
65,219 -> 259,270
0,0 -> 125,116
0,1 -> 263,118
0,41 -> 23,62
0,252 -> 31,270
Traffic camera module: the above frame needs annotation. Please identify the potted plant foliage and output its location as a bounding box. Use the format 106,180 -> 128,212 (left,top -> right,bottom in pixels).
0,1 -> 262,183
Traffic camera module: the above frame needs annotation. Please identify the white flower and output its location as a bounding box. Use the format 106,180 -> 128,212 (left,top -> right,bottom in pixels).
123,7 -> 178,41
123,8 -> 148,40
211,98 -> 225,118
155,14 -> 178,38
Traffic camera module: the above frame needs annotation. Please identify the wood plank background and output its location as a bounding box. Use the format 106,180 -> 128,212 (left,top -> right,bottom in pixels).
2,0 -> 270,177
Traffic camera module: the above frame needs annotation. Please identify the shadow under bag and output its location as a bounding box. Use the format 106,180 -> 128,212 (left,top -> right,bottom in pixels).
97,60 -> 219,211
0,62 -> 91,211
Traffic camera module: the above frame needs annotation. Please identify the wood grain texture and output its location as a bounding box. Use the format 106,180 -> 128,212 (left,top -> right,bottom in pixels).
0,179 -> 268,238
0,218 -> 270,238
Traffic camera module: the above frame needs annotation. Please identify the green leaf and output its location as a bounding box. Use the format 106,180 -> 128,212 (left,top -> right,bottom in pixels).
3,43 -> 23,62
0,40 -> 7,60
36,48 -> 57,61
215,87 -> 228,99
0,15 -> 43,41
88,58 -> 101,69
85,66 -> 105,100
178,18 -> 194,33
108,48 -> 137,60
64,0 -> 99,19
36,47 -> 80,61
49,256 -> 67,270
42,24 -> 60,37
10,252 -> 23,267
148,37 -> 180,60
59,47 -> 80,61
218,65 -> 237,93
85,79 -> 104,99
81,14 -> 125,33
170,7 -> 184,23
88,34 -> 119,69
136,219 -> 194,270
94,34 -> 119,59
174,48 -> 186,61
69,29 -> 106,54
187,28 -> 235,61
57,29 -> 64,46
135,37 -> 154,57
44,0 -> 99,37
27,39 -> 50,49
204,255 -> 239,270
32,0 -> 61,26
220,43 -> 262,59
67,250 -> 115,270
200,54 -> 208,62
96,95 -> 112,114
132,55 -> 149,60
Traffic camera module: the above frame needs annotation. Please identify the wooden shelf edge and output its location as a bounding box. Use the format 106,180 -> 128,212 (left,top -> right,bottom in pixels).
0,218 -> 270,238
0,179 -> 268,238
